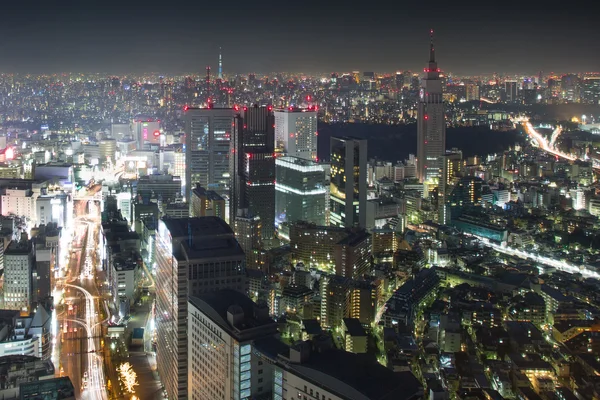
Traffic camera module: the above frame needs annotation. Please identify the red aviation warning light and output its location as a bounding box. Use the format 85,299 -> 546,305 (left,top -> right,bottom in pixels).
234,105 -> 240,111
267,105 -> 273,111
424,115 -> 429,120
184,105 -> 189,111
153,130 -> 160,137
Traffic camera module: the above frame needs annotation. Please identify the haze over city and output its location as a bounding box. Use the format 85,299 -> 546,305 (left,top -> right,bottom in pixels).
0,1 -> 598,74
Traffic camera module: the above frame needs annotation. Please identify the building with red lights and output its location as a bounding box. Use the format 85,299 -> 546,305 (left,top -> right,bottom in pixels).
417,31 -> 446,184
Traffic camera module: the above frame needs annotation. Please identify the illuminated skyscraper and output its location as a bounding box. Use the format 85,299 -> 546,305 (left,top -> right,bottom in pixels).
274,108 -> 318,161
275,156 -> 326,229
438,151 -> 463,225
155,217 -> 246,400
230,105 -> 276,239
329,136 -> 367,228
184,107 -> 234,203
417,30 -> 445,184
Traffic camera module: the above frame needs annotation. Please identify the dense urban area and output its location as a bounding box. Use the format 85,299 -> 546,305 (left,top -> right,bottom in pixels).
0,36 -> 599,400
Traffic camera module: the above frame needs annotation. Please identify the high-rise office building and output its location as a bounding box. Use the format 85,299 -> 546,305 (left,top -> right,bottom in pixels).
417,30 -> 446,184
155,217 -> 247,400
132,117 -> 160,150
230,105 -> 275,239
4,238 -> 34,311
395,71 -> 405,90
274,108 -> 318,161
329,136 -> 367,229
504,80 -> 519,103
184,107 -> 234,203
187,290 -> 277,400
275,156 -> 326,228
234,211 -> 263,270
438,151 -> 463,225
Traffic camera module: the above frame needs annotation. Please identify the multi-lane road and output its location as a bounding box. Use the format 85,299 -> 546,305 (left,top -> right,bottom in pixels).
54,186 -> 109,400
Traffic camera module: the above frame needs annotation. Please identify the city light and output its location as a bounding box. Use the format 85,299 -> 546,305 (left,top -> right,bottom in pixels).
117,362 -> 139,394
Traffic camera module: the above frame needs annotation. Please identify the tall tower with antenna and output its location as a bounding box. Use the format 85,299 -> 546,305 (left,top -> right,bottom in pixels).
206,65 -> 211,104
417,29 -> 445,184
218,47 -> 223,80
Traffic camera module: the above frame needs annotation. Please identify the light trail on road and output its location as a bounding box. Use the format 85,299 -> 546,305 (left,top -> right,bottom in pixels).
472,235 -> 600,279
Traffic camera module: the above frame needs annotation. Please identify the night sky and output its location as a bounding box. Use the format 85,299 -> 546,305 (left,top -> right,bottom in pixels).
0,1 -> 597,75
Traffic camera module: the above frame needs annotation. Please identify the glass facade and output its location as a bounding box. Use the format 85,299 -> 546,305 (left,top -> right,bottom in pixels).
329,137 -> 366,228
275,156 -> 326,228
185,109 -> 234,200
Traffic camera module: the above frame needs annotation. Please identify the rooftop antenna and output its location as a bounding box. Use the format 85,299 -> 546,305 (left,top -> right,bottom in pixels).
429,29 -> 435,63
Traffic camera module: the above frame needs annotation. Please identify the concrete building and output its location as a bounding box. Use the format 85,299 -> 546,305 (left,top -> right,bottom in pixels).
342,318 -> 367,353
136,174 -> 182,205
0,306 -> 52,360
256,338 -> 423,400
32,223 -> 60,302
187,290 -> 277,400
133,117 -> 160,149
155,217 -> 247,400
329,137 -> 367,228
1,188 -> 37,223
110,251 -> 142,307
0,355 -> 55,400
190,186 -> 226,220
4,239 -> 34,311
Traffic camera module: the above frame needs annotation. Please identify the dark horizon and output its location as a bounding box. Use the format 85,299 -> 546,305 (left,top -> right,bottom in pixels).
0,1 -> 597,75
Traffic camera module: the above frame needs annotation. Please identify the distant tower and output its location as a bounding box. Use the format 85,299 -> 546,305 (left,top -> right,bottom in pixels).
417,29 -> 446,184
205,65 -> 211,103
218,47 -> 223,80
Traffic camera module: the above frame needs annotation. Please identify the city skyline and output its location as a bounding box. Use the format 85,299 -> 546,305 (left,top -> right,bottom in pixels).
0,1 -> 597,75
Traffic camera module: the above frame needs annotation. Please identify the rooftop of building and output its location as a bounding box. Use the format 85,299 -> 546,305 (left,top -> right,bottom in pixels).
522,291 -> 545,306
192,186 -> 224,201
541,284 -> 573,302
5,239 -> 33,255
337,229 -> 370,247
553,319 -> 599,333
165,202 -> 188,209
178,234 -> 244,261
189,290 -> 275,340
505,320 -> 544,342
273,107 -> 317,113
281,285 -> 313,299
0,355 -> 54,376
113,252 -> 140,271
343,318 -> 367,337
290,341 -> 422,400
162,216 -> 232,239
301,319 -> 323,336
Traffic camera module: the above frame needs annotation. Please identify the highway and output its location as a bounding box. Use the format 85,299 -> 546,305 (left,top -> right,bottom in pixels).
53,185 -> 109,400
472,234 -> 600,280
522,120 -> 575,161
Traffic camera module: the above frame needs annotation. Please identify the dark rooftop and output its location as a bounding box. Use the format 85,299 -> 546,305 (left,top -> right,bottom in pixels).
289,346 -> 422,400
343,318 -> 367,337
189,290 -> 275,340
162,217 -> 232,239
